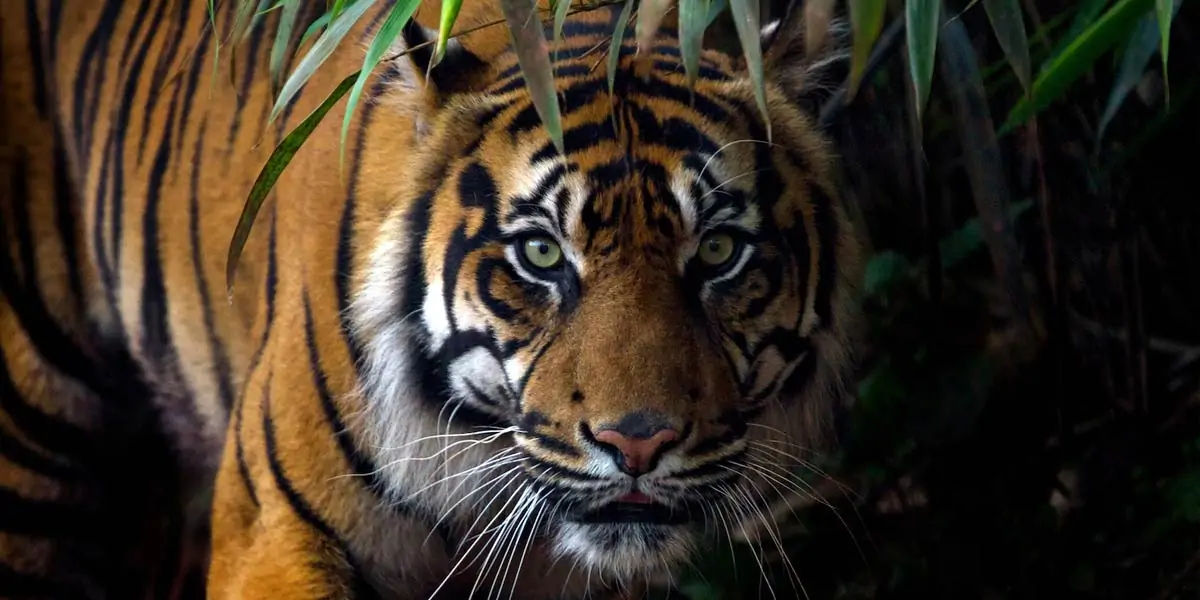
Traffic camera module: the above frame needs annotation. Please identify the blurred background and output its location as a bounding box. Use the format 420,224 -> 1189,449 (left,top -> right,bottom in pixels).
671,0 -> 1200,597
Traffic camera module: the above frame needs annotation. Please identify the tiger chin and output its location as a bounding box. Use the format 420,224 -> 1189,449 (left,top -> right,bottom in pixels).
1,0 -> 860,597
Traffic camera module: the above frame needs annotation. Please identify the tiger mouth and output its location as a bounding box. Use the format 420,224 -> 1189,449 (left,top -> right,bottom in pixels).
569,499 -> 690,525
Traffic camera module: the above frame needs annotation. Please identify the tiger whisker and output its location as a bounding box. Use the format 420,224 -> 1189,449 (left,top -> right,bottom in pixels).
372,426 -> 519,451
731,471 -> 810,600
702,168 -> 771,200
423,464 -> 523,547
695,138 -> 779,186
429,474 -> 529,600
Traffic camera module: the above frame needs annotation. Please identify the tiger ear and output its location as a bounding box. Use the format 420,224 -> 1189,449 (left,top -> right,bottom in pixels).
399,20 -> 488,97
759,0 -> 849,116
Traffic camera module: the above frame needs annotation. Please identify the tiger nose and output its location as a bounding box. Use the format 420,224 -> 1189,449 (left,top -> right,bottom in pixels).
593,413 -> 680,475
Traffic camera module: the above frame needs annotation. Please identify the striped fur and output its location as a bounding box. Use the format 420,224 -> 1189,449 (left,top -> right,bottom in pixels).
0,0 -> 861,597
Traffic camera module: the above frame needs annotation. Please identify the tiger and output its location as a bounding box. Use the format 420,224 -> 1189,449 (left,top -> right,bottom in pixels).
0,0 -> 861,597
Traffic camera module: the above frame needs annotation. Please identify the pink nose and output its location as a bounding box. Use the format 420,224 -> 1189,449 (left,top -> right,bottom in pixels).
593,428 -> 679,475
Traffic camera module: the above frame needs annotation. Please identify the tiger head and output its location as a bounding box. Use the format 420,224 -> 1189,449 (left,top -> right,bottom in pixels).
349,1 -> 860,586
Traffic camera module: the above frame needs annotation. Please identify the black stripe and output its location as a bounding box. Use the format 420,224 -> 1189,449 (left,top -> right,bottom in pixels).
106,0 -> 171,290
302,294 -> 382,490
261,378 -> 379,599
188,120 -> 235,413
530,121 -> 617,163
518,451 -> 606,482
233,210 -> 277,509
175,19 -> 213,160
51,127 -> 86,308
71,0 -> 122,160
139,79 -> 184,375
810,183 -> 838,327
137,0 -> 192,163
0,155 -> 109,402
23,0 -> 48,116
228,13 -> 269,145
0,425 -> 83,481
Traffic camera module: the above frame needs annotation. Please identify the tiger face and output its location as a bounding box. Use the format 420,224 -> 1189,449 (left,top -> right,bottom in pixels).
350,7 -> 858,586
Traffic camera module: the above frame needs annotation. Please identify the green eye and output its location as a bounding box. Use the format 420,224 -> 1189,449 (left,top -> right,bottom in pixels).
522,236 -> 564,269
697,232 -> 737,266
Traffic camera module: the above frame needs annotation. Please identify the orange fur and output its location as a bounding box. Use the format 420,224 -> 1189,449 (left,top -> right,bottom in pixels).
0,0 -> 861,597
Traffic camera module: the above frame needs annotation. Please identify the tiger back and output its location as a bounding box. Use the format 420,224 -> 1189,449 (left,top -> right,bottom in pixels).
0,0 -> 861,598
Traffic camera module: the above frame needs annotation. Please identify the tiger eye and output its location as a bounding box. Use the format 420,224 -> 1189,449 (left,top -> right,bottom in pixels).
697,232 -> 736,266
522,236 -> 563,269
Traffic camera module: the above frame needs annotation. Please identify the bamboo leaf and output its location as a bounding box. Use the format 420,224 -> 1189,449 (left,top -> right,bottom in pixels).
271,0 -> 377,122
331,0 -> 350,21
906,0 -> 941,123
208,0 -> 220,88
679,0 -> 709,89
848,0 -> 886,97
553,0 -> 572,49
501,0 -> 564,153
1097,13 -> 1159,144
729,0 -> 771,139
1155,0 -> 1174,105
227,72 -> 358,293
938,17 -> 1031,319
341,0 -> 421,168
636,0 -> 673,59
1044,0 -> 1109,65
269,0 -> 302,88
1001,0 -> 1153,133
706,0 -> 729,27
300,11 -> 334,47
433,0 -> 464,68
982,0 -> 1031,96
230,0 -> 258,45
607,0 -> 635,95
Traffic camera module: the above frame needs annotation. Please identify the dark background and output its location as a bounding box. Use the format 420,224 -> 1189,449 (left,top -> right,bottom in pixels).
678,0 -> 1200,597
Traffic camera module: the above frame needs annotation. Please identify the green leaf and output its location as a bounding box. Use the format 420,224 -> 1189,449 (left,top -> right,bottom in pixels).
982,0 -> 1032,95
939,17 -> 1031,316
501,0 -> 564,154
1097,13 -> 1160,144
341,0 -> 420,169
679,0 -> 710,89
271,0 -> 377,122
607,0 -> 634,96
939,200 -> 1032,269
905,0 -> 941,123
705,0 -> 729,27
1156,0 -> 1174,105
331,0 -> 350,21
227,72 -> 358,293
299,11 -> 333,47
848,0 -> 886,97
230,0 -> 259,45
729,0 -> 771,139
269,0 -> 302,88
208,0 -> 220,89
1044,0 -> 1109,65
636,0 -> 673,60
553,0 -> 572,51
1001,0 -> 1154,133
864,250 -> 914,297
433,0 -> 464,68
